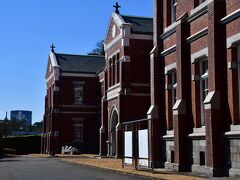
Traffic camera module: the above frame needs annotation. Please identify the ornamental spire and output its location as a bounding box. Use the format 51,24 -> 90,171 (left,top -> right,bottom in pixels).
50,44 -> 55,53
113,2 -> 121,14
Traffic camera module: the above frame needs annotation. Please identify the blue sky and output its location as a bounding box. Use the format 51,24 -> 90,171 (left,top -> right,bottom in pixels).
0,0 -> 153,123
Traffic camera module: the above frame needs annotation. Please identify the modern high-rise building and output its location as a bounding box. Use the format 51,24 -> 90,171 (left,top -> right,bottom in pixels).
10,110 -> 32,126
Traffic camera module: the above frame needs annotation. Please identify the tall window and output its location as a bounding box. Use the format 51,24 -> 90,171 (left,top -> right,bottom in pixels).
200,60 -> 208,126
166,70 -> 177,130
171,71 -> 177,107
73,82 -> 83,104
171,0 -> 177,24
73,118 -> 84,141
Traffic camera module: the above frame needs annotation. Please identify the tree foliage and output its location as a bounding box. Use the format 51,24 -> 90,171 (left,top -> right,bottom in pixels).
88,40 -> 105,56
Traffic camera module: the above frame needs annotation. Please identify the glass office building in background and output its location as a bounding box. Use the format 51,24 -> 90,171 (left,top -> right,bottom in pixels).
10,110 -> 32,126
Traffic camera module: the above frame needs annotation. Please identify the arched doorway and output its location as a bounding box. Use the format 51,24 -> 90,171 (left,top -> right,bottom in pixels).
110,109 -> 118,156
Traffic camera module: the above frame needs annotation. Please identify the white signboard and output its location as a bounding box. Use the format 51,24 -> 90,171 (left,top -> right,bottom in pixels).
138,129 -> 148,167
124,131 -> 132,165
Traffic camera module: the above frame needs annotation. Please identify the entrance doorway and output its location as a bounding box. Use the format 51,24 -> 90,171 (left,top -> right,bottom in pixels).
109,109 -> 118,156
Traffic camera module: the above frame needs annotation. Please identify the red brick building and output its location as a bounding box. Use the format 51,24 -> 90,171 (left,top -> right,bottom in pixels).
147,0 -> 240,177
99,11 -> 153,157
41,49 -> 105,154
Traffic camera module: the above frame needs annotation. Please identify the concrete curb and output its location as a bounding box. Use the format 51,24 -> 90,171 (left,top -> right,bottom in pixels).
60,159 -> 161,180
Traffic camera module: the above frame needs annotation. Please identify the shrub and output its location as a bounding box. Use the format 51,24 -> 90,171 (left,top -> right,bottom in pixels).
3,135 -> 41,155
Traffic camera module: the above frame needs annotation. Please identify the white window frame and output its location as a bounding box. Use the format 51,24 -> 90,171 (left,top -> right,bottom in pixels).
171,71 -> 177,107
171,0 -> 177,24
73,82 -> 84,105
200,60 -> 208,126
73,118 -> 84,141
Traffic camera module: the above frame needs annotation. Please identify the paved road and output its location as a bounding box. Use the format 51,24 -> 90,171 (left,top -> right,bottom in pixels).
0,155 -> 146,180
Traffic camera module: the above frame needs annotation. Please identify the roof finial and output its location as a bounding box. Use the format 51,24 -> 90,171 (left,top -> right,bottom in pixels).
113,2 -> 121,14
50,44 -> 55,53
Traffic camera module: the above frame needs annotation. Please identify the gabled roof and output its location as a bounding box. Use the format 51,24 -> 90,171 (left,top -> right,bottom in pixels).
121,15 -> 153,35
54,53 -> 105,74
105,13 -> 153,42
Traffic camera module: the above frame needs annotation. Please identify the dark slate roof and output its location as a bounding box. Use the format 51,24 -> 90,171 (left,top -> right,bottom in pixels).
121,15 -> 153,35
55,53 -> 105,74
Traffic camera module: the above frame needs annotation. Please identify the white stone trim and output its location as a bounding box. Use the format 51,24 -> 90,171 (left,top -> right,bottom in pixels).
99,125 -> 105,133
186,27 -> 208,43
46,73 -> 54,83
120,55 -> 131,62
227,33 -> 240,49
61,73 -> 97,78
164,22 -> 178,33
165,62 -> 177,74
191,48 -> 208,63
189,126 -> 206,138
107,86 -> 121,101
228,62 -> 238,69
161,45 -> 176,57
49,51 -> 59,67
107,83 -> 121,92
204,91 -> 220,109
147,105 -> 158,119
225,125 -> 240,136
163,130 -> 174,139
105,35 -> 122,50
189,0 -> 211,17
99,78 -> 104,83
108,49 -> 120,59
173,99 -> 186,115
221,8 -> 240,25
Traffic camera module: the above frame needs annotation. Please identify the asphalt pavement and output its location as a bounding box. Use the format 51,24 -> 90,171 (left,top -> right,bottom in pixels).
0,155 -> 147,180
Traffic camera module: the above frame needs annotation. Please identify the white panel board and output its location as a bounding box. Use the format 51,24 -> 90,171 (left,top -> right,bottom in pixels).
138,129 -> 148,158
124,131 -> 132,164
124,158 -> 132,165
138,159 -> 149,167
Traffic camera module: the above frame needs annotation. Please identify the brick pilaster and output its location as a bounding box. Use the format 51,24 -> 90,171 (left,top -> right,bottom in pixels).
173,14 -> 192,172
148,0 -> 166,168
99,97 -> 108,156
204,0 -> 228,176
